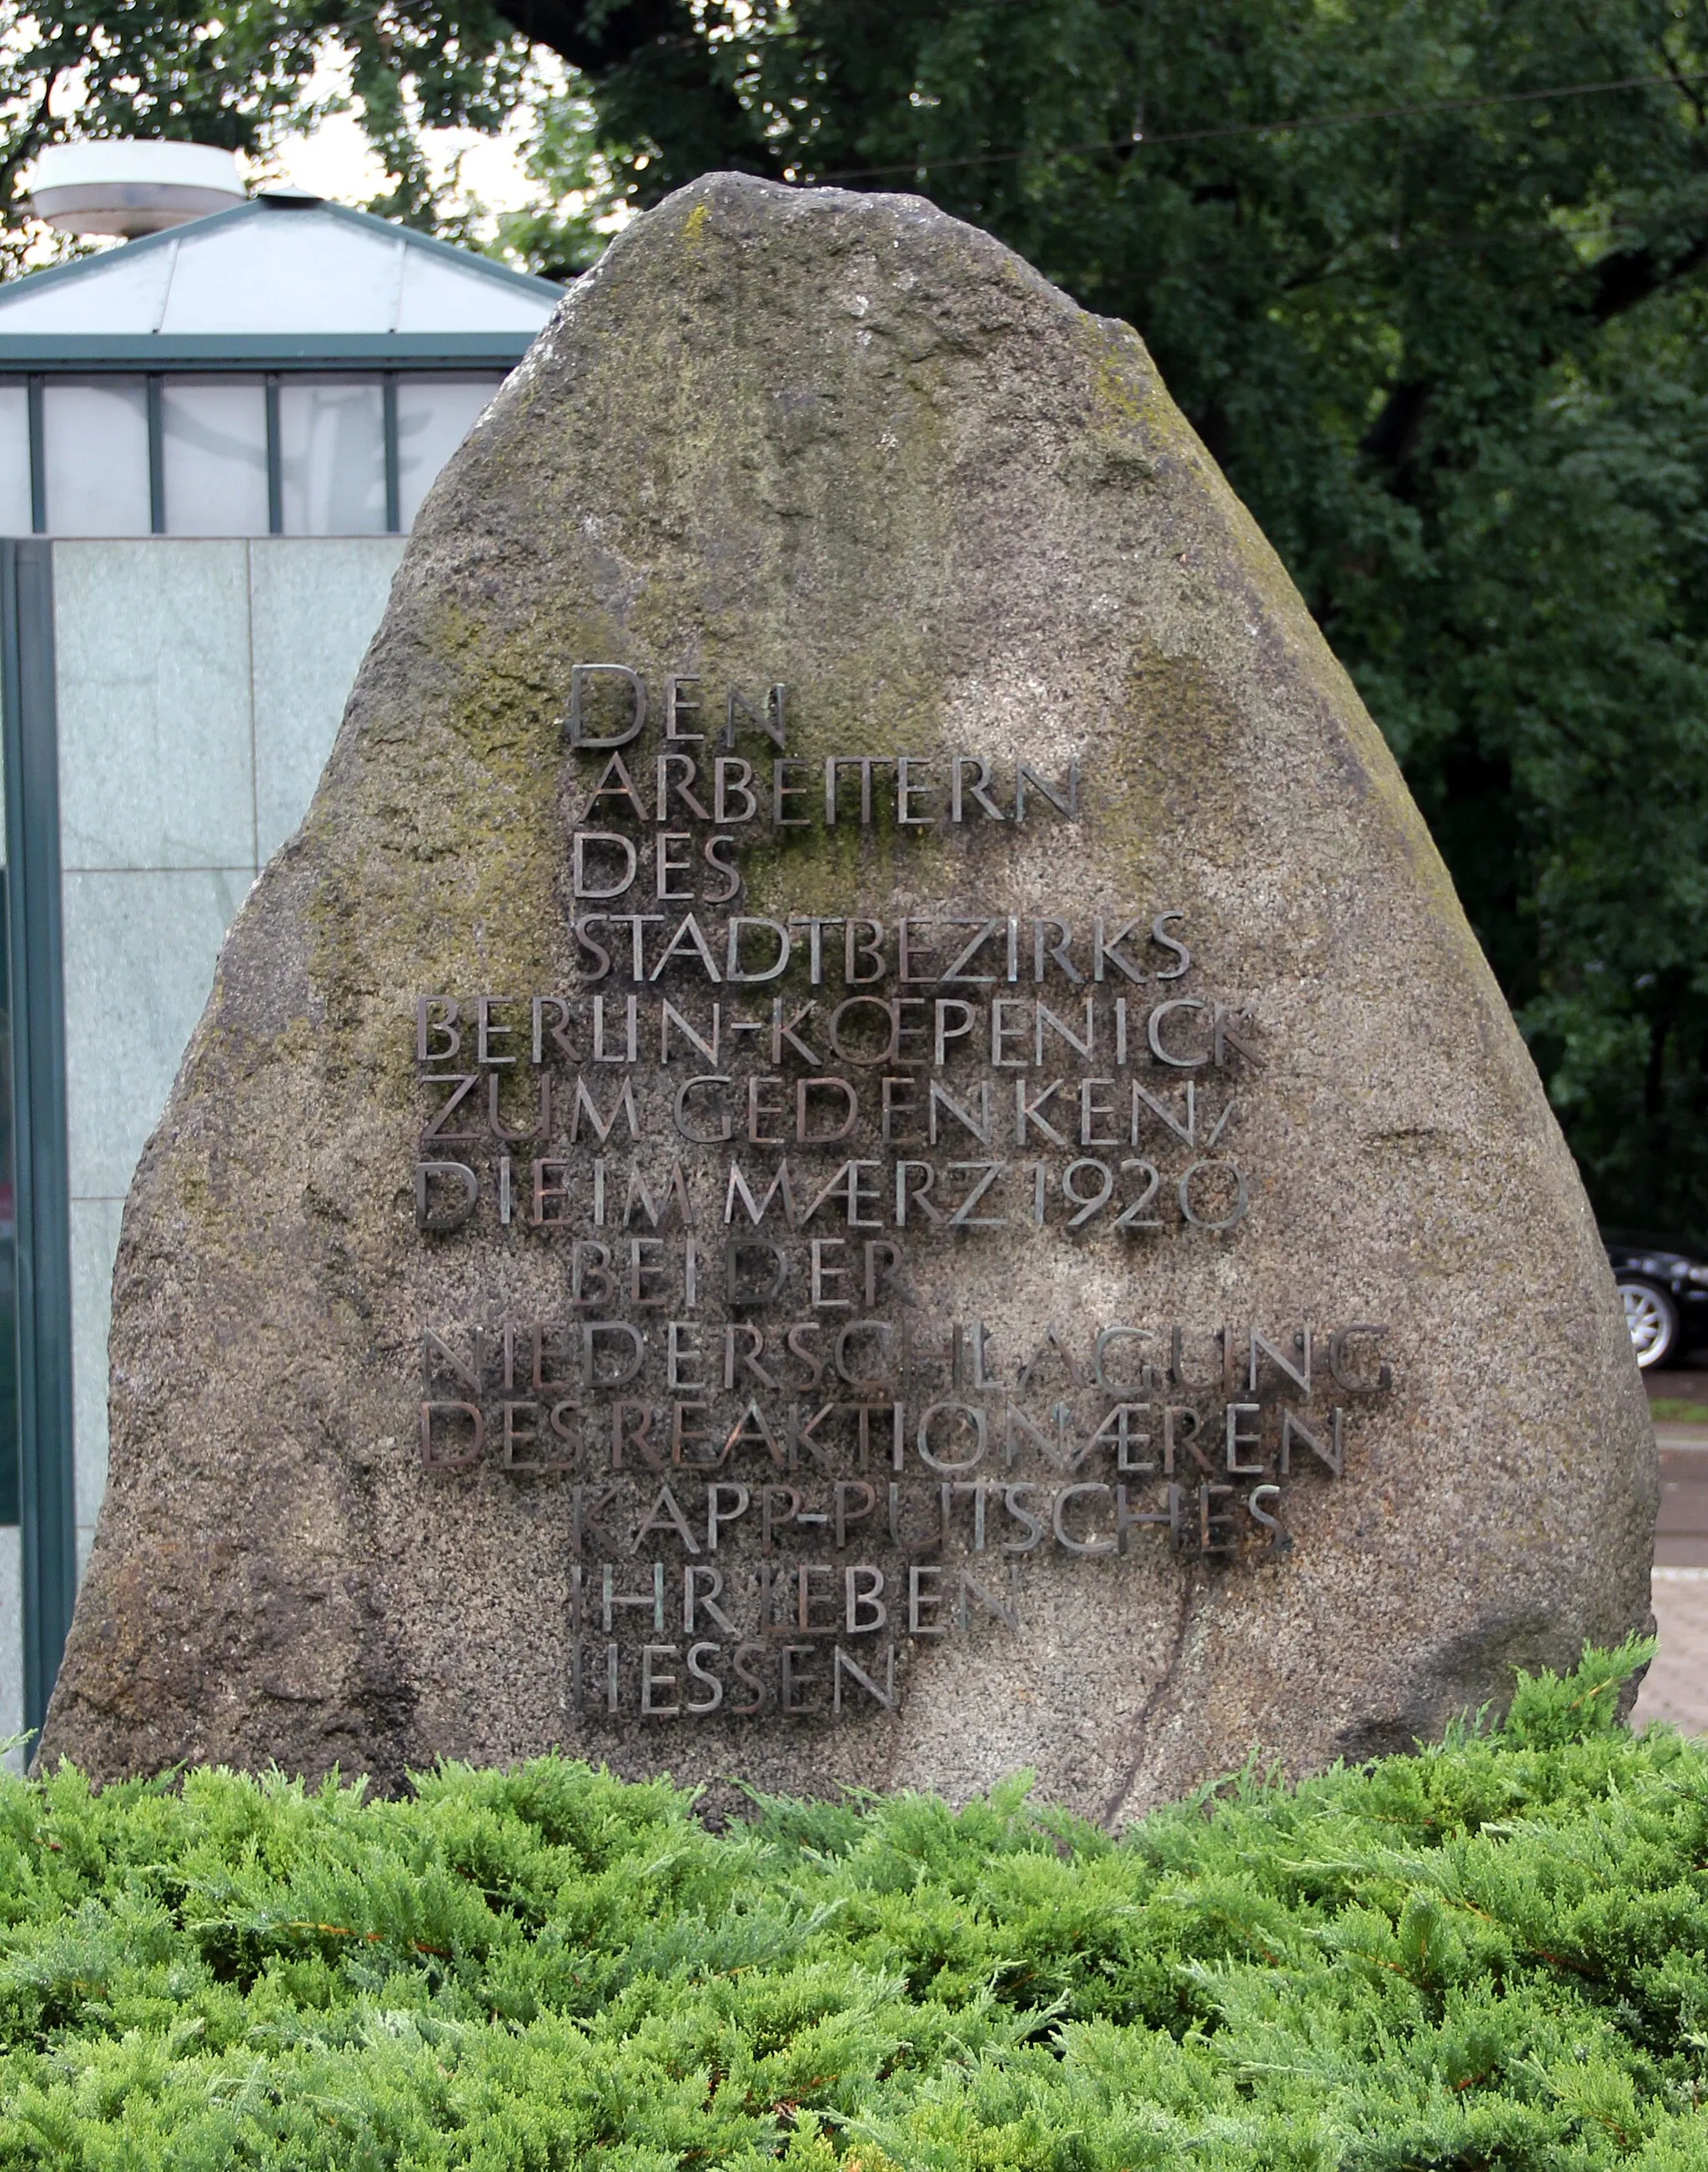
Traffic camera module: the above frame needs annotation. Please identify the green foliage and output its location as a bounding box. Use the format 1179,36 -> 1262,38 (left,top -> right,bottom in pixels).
0,1642 -> 1702,2166
15,0 -> 1708,1228
490,85 -> 620,279
0,0 -> 529,266
551,0 -> 1708,1240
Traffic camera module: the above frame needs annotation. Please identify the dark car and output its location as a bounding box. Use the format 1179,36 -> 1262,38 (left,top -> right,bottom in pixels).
1602,1229 -> 1708,1369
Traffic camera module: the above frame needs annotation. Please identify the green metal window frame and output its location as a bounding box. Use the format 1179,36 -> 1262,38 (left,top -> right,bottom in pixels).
0,335 -> 533,366
1,357 -> 520,540
0,540 -> 74,1741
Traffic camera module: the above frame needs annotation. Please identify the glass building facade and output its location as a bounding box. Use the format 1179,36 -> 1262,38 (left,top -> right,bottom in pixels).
0,198 -> 557,1752
0,372 -> 506,539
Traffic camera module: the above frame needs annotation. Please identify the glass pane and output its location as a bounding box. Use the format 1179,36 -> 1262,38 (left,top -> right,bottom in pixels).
396,375 -> 503,530
278,378 -> 384,535
161,377 -> 269,536
0,886 -> 17,1527
0,385 -> 29,535
42,378 -> 149,537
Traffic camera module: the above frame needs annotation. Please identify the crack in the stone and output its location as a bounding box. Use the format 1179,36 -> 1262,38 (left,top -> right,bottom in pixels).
1098,1573 -> 1200,1830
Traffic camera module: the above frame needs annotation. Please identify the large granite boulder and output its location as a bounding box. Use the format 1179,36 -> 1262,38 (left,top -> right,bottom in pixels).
41,174 -> 1655,1818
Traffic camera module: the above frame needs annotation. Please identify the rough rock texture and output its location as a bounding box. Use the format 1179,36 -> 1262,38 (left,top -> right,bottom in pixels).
41,174 -> 1655,1818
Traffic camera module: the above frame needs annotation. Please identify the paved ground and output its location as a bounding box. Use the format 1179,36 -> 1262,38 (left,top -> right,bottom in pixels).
1631,1365 -> 1708,1735
1633,1568 -> 1708,1734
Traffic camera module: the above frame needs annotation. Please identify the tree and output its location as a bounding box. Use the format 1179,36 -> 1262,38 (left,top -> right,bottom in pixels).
0,2 -> 530,266
506,0 -> 1708,1239
10,0 -> 1708,1234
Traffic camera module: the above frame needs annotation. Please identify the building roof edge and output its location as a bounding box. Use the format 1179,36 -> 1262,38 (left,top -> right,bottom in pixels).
0,198 -> 563,318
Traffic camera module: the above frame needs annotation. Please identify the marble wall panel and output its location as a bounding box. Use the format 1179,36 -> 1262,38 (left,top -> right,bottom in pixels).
15,535 -> 398,1742
55,542 -> 255,871
250,539 -> 404,862
70,1197 -> 125,1546
62,867 -> 254,1201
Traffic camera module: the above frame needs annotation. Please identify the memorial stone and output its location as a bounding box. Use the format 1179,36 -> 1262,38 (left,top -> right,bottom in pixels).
40,174 -> 1658,1818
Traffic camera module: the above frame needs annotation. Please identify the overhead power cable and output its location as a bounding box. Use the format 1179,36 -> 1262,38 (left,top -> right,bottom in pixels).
807,65 -> 1708,185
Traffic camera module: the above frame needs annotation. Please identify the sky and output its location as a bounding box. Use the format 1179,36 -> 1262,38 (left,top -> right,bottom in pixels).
254,49 -> 548,237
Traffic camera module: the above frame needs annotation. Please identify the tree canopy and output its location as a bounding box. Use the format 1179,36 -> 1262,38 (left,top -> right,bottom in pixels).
9,2 -> 1708,1236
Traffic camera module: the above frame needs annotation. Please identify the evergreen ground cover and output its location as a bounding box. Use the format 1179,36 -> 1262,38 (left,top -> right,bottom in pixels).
0,1640 -> 1702,2169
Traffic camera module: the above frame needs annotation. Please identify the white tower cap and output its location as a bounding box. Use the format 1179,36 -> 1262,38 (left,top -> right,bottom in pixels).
28,141 -> 247,239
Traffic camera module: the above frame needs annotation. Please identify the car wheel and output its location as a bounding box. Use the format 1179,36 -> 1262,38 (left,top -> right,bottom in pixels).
1619,1279 -> 1680,1369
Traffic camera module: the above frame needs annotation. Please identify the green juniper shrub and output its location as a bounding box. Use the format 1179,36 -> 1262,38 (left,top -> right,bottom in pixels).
0,1637 -> 1704,2168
